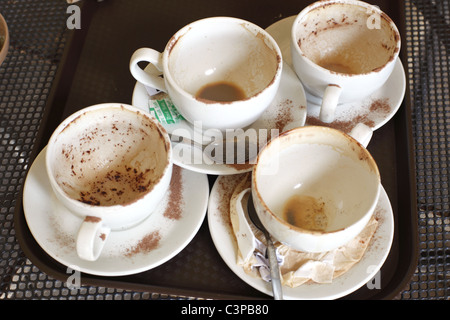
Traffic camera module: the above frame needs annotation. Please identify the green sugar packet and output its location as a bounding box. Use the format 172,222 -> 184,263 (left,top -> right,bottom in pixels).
148,93 -> 184,124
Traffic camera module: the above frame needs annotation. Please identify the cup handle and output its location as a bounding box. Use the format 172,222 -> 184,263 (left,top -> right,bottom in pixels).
320,84 -> 342,123
76,216 -> 111,261
349,123 -> 373,148
129,48 -> 167,92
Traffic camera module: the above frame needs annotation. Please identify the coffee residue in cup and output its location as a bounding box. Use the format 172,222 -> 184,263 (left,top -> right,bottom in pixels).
282,194 -> 328,231
76,165 -> 154,206
56,107 -> 169,208
297,3 -> 399,75
196,81 -> 247,103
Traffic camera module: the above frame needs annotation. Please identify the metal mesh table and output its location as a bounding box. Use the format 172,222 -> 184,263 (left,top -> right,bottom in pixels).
0,0 -> 448,300
401,0 -> 450,300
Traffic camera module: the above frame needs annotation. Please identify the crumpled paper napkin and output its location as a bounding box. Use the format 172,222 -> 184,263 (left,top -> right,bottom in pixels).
229,173 -> 379,288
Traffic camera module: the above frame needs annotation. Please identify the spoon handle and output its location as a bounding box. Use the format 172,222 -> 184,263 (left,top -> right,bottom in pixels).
265,234 -> 283,300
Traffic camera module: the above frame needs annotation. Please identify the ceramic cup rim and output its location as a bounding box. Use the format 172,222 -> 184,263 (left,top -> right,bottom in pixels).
252,125 -> 381,236
45,103 -> 173,214
161,16 -> 283,108
291,0 -> 401,77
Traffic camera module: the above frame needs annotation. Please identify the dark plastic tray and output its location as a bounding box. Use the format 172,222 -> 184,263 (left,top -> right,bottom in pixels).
14,0 -> 418,299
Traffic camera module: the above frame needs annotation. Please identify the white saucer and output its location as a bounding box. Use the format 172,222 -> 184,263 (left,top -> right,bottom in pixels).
266,16 -> 406,134
23,147 -> 209,277
207,174 -> 394,300
132,61 -> 307,176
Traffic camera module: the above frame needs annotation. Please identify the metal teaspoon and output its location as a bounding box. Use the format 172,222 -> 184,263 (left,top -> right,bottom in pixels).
247,193 -> 283,300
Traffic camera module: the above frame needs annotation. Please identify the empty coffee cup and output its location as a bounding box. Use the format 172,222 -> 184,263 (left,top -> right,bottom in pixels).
291,0 -> 401,123
45,103 -> 173,261
252,126 -> 381,252
130,17 -> 283,131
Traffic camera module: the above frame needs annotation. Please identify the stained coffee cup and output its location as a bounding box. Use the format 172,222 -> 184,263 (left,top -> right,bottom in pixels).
251,126 -> 381,252
130,17 -> 283,131
291,0 -> 401,123
45,103 -> 173,261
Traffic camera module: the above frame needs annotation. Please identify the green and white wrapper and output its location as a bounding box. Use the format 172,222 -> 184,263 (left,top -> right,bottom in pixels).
148,93 -> 184,124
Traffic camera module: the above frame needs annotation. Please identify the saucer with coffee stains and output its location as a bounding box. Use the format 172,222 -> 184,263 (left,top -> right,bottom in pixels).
22,147 -> 209,276
266,16 -> 406,138
207,174 -> 394,300
132,61 -> 307,175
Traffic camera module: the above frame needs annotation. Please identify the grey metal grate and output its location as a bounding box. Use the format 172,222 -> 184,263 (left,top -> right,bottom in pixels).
401,0 -> 450,300
0,0 -> 162,300
0,0 -> 64,299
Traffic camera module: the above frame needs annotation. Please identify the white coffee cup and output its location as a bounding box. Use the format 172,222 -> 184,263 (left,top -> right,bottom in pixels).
291,0 -> 401,123
252,126 -> 380,252
130,17 -> 283,131
45,103 -> 173,261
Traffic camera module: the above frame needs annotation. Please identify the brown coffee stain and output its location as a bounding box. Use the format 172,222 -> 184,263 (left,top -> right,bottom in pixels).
84,216 -> 101,223
306,98 -> 391,134
282,194 -> 328,231
163,165 -> 184,220
224,162 -> 255,171
216,174 -> 251,231
274,99 -> 294,132
297,3 -> 399,75
58,106 -> 168,208
125,230 -> 161,257
76,166 -> 155,206
224,99 -> 304,170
